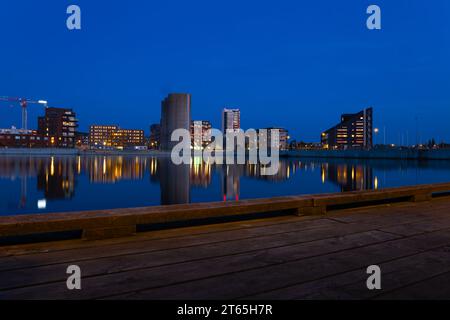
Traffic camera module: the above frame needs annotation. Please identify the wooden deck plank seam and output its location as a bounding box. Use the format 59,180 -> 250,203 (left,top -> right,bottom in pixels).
370,268 -> 450,300
0,218 -> 341,265
3,198 -> 447,259
224,241 -> 450,301
0,229 -> 408,294
0,225 -> 400,278
0,215 -> 322,257
3,204 -> 450,273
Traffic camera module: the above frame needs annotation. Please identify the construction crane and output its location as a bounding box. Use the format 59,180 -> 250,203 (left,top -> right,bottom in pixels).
0,96 -> 48,130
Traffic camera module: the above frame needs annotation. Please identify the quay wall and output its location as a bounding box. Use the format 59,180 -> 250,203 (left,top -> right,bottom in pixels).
2,148 -> 450,160
282,149 -> 450,160
0,148 -> 168,156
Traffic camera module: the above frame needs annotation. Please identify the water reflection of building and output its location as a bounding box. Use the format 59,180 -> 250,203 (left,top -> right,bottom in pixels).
190,157 -> 212,187
222,165 -> 243,201
87,156 -> 146,183
37,157 -> 77,199
244,160 -> 290,182
322,163 -> 373,192
159,158 -> 190,205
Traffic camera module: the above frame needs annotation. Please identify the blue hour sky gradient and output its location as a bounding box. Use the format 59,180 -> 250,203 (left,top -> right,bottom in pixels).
0,0 -> 449,144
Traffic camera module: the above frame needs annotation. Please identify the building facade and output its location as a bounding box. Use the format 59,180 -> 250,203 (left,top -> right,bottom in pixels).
113,129 -> 145,149
160,93 -> 191,151
191,120 -> 212,150
257,127 -> 289,151
89,125 -> 119,148
321,108 -> 373,150
37,107 -> 78,148
149,124 -> 161,150
222,108 -> 240,133
89,125 -> 144,149
0,128 -> 48,148
75,132 -> 89,148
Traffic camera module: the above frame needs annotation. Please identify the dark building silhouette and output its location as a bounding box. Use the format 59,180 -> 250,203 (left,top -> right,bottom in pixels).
38,107 -> 78,148
160,93 -> 191,151
149,124 -> 161,149
321,107 -> 373,150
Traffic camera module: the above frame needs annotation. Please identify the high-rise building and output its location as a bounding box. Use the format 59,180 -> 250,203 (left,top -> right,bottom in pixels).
160,93 -> 191,151
222,108 -> 240,133
149,124 -> 161,150
191,120 -> 212,150
37,107 -> 78,148
321,108 -> 373,150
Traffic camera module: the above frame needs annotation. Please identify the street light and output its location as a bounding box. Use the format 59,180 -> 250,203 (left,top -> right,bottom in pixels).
374,128 -> 379,146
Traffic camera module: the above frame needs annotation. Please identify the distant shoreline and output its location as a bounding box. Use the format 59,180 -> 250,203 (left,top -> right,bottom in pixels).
1,148 -> 450,160
0,148 -> 171,156
282,149 -> 450,160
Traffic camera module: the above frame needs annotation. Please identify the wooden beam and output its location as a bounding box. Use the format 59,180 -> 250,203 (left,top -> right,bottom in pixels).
0,182 -> 449,241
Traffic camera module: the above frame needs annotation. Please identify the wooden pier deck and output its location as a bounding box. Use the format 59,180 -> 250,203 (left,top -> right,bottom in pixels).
1,196 -> 450,300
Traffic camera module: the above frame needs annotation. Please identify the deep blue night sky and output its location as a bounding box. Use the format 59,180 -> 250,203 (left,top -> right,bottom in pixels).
0,0 -> 449,144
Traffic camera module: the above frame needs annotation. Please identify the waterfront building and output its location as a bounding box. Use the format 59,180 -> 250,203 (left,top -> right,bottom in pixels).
89,125 -> 145,149
113,129 -> 145,149
191,120 -> 212,150
89,125 -> 119,148
75,132 -> 89,148
0,127 -> 48,148
149,124 -> 161,150
222,108 -> 240,133
37,107 -> 78,148
257,127 -> 289,151
321,107 -> 373,150
160,93 -> 191,151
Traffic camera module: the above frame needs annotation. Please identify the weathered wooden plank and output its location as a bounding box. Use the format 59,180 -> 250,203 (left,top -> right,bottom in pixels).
107,229 -> 450,300
0,221 -> 399,290
0,196 -> 313,239
0,218 -> 341,272
3,201 -> 449,273
0,230 -> 399,299
246,246 -> 450,300
374,271 -> 450,300
0,214 -> 307,258
326,198 -> 450,223
1,182 -> 449,241
1,196 -> 450,300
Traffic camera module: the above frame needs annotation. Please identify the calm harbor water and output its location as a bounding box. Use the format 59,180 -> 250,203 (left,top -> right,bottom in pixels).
1,155 -> 450,216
